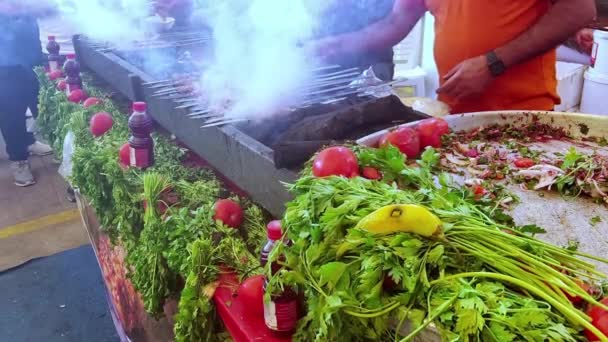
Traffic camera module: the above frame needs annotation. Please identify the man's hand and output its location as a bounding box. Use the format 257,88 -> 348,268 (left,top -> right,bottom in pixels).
436,56 -> 493,101
574,28 -> 594,55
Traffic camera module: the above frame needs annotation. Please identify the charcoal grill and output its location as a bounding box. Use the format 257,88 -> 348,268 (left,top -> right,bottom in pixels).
73,34 -> 428,216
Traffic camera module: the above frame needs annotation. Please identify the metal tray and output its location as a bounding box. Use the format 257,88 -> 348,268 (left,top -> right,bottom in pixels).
357,111 -> 608,340
358,111 -> 608,274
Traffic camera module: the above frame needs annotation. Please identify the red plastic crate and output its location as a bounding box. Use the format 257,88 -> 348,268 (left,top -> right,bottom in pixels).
214,272 -> 292,342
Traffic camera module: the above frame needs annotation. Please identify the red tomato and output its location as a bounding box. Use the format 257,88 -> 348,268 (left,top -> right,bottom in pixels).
471,184 -> 486,200
380,127 -> 421,159
362,167 -> 382,180
585,313 -> 608,342
565,280 -> 591,305
514,158 -> 535,168
56,80 -> 67,91
48,70 -> 64,80
68,89 -> 87,103
238,275 -> 265,316
416,118 -> 450,148
119,143 -> 131,167
213,199 -> 243,228
312,146 -> 359,178
83,97 -> 102,108
589,298 -> 608,322
90,112 -> 114,137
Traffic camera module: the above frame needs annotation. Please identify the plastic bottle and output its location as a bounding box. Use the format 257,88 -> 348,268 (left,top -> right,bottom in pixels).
46,36 -> 61,72
63,53 -> 82,95
261,220 -> 298,338
260,220 -> 284,271
128,102 -> 155,169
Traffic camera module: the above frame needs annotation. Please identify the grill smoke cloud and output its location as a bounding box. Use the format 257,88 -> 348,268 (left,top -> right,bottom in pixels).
20,0 -> 392,122
197,0 -> 320,120
51,0 -> 152,44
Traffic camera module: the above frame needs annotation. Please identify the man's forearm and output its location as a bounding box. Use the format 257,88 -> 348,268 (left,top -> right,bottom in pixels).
336,0 -> 427,55
495,0 -> 596,68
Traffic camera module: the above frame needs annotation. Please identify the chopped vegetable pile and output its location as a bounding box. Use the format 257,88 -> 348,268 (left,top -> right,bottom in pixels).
439,119 -> 608,205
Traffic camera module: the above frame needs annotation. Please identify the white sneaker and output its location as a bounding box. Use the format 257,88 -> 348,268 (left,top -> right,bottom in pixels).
10,160 -> 36,187
28,141 -> 53,156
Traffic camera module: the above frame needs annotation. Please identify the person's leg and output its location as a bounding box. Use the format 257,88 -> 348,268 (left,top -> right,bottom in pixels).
0,110 -> 36,186
20,67 -> 52,155
0,110 -> 29,162
24,67 -> 38,145
0,67 -> 36,186
23,68 -> 40,119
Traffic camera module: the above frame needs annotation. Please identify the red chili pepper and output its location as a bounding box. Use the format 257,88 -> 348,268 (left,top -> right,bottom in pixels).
514,158 -> 535,168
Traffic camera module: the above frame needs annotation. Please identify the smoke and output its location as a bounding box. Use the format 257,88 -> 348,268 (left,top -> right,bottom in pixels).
196,0 -> 321,120
46,0 -> 324,120
51,0 -> 152,45
197,0 -> 396,121
42,0 -> 391,121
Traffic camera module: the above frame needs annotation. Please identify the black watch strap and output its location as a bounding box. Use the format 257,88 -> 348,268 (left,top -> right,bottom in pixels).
486,51 -> 506,77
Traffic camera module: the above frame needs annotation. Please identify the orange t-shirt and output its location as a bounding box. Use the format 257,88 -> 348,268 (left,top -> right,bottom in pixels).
426,0 -> 560,114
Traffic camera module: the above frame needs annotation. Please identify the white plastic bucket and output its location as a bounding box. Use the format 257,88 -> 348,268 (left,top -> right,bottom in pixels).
580,70 -> 608,115
591,29 -> 608,75
554,62 -> 586,112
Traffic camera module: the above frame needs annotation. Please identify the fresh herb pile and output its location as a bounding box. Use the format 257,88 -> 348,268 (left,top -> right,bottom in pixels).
268,145 -> 608,341
36,69 -> 266,341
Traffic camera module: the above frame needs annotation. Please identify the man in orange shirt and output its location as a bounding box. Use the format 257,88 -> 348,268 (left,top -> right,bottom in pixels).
312,0 -> 596,114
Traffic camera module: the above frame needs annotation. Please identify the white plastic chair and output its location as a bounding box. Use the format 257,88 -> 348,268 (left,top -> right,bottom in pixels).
392,19 -> 426,97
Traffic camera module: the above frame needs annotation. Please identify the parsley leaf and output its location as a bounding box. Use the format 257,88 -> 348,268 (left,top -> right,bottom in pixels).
562,147 -> 583,170
455,308 -> 485,335
565,239 -> 580,251
318,262 -> 347,290
419,147 -> 440,168
515,224 -> 547,236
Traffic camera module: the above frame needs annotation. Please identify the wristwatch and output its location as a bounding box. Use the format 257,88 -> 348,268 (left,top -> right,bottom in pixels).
486,51 -> 506,77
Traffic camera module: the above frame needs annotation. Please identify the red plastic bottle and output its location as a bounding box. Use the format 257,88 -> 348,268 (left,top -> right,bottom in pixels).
260,220 -> 284,271
262,220 -> 298,338
63,53 -> 82,95
128,102 -> 154,169
46,36 -> 61,72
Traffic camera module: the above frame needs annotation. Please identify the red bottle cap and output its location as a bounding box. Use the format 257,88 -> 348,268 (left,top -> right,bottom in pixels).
267,220 -> 283,240
66,53 -> 76,60
48,35 -> 56,41
132,102 -> 147,112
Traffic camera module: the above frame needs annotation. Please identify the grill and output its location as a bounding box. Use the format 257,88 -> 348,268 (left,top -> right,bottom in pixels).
73,33 -> 428,216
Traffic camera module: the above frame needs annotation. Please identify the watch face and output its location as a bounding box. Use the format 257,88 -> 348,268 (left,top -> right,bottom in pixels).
490,60 -> 505,76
